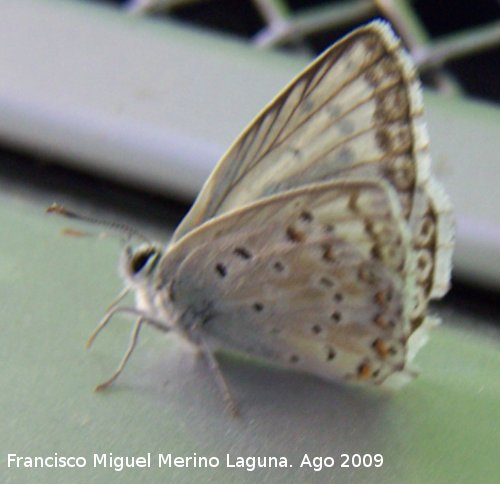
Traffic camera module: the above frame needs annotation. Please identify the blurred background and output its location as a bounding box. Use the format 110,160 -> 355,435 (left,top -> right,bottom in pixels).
0,1 -> 498,483
0,0 -> 499,290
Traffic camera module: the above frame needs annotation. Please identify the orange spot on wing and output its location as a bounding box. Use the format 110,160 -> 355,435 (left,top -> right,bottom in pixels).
322,244 -> 335,262
374,290 -> 387,306
372,338 -> 389,359
357,361 -> 372,380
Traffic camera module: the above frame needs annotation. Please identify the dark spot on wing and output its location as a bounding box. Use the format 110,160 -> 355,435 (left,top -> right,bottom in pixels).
299,211 -> 313,222
331,311 -> 341,323
322,244 -> 335,262
253,302 -> 264,312
319,277 -> 334,288
215,263 -> 227,278
234,247 -> 252,259
286,226 -> 305,242
273,261 -> 285,272
326,347 -> 336,361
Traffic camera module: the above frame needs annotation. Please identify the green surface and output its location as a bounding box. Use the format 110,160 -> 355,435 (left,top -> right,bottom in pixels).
1,194 -> 499,484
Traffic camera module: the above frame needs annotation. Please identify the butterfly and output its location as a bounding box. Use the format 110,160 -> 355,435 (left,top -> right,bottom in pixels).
54,20 -> 454,415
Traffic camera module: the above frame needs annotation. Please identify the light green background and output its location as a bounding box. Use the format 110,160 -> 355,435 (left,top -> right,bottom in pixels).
1,194 -> 499,483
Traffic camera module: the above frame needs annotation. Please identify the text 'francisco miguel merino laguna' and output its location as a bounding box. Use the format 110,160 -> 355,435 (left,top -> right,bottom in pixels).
8,453 -> 297,472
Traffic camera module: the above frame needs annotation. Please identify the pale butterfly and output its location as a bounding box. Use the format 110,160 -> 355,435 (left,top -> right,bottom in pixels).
51,20 -> 454,415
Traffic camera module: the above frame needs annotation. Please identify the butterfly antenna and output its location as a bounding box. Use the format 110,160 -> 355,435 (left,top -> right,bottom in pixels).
46,203 -> 151,243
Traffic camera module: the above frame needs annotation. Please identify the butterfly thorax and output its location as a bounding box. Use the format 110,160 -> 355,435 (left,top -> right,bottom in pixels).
120,243 -> 209,346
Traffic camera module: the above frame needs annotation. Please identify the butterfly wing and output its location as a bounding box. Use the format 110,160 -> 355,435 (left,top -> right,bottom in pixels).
172,20 -> 453,307
173,21 -> 424,239
160,180 -> 423,387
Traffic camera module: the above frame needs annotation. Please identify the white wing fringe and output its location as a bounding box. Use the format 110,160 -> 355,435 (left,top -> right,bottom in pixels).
382,316 -> 441,389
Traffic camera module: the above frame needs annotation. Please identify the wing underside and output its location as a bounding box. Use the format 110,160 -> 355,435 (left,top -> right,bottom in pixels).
164,180 -> 423,386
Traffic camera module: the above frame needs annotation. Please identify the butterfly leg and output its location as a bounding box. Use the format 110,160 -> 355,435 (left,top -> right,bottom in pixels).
87,305 -> 169,349
105,286 -> 130,312
87,307 -> 120,349
198,339 -> 239,418
94,316 -> 145,391
88,304 -> 171,390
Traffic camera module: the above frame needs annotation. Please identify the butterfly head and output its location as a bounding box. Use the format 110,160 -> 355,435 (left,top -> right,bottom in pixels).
121,243 -> 163,286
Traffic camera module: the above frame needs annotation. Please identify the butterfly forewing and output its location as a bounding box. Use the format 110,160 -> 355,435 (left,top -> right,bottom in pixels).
173,22 -> 423,241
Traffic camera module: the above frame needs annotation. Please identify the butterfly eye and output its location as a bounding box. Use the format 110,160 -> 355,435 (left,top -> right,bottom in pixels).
129,247 -> 159,275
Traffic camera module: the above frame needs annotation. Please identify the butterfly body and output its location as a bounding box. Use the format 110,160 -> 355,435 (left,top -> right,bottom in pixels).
87,20 -> 453,404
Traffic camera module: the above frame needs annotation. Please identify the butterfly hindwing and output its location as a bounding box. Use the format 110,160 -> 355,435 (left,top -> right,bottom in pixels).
161,180 -> 419,386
